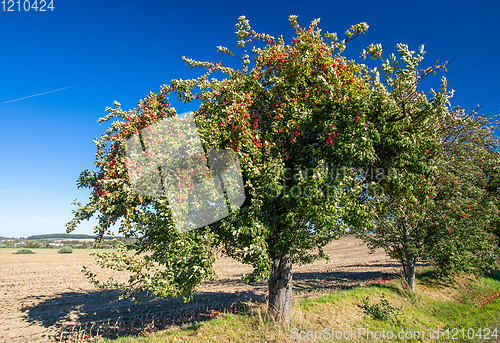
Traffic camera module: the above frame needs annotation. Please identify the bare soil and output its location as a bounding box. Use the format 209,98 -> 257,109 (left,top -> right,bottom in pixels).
0,236 -> 400,342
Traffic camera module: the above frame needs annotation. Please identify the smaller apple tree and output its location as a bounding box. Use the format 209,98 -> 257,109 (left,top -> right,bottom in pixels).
424,109 -> 500,279
357,43 -> 455,292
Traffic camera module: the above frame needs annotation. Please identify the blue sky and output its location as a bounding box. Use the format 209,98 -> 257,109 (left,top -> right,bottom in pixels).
1,0 -> 499,238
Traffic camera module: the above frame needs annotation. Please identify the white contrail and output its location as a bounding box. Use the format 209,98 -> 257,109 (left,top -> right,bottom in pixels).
0,189 -> 31,194
2,85 -> 79,104
118,1 -> 152,11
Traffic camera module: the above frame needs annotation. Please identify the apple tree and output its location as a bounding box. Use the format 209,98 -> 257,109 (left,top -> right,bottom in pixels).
67,15 -> 398,324
359,44 -> 500,290
357,43 -> 454,292
423,108 -> 500,279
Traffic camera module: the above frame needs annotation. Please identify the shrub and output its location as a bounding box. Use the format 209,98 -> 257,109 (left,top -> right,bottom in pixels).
58,246 -> 73,254
361,293 -> 403,324
13,249 -> 35,254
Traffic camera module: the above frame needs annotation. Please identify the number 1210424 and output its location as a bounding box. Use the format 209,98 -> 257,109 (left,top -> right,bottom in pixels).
1,0 -> 54,11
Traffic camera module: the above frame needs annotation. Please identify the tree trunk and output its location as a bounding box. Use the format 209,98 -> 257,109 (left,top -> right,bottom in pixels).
268,250 -> 293,325
402,217 -> 416,292
405,252 -> 416,292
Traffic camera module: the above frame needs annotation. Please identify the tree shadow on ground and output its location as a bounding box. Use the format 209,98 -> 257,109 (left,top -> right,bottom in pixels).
343,262 -> 400,268
21,264 -> 401,341
485,270 -> 500,281
293,266 -> 400,294
21,287 -> 264,341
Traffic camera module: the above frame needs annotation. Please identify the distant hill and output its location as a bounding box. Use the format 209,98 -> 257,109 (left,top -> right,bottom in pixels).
26,233 -> 121,240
